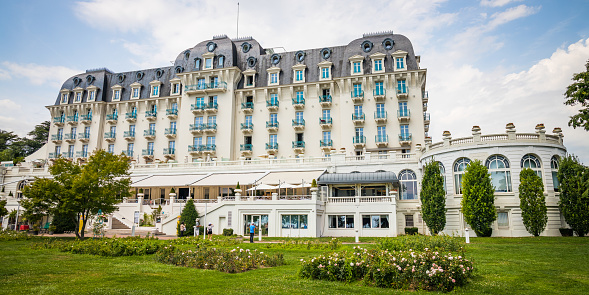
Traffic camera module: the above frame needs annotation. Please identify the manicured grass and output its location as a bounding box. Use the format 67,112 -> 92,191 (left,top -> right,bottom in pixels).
1,237 -> 588,294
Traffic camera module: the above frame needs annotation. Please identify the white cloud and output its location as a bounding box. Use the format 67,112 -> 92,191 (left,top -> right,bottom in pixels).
0,68 -> 10,80
487,4 -> 540,30
0,62 -> 80,88
0,99 -> 21,111
480,0 -> 522,7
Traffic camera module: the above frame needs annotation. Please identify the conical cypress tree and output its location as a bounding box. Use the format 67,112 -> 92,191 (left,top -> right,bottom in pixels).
177,199 -> 199,237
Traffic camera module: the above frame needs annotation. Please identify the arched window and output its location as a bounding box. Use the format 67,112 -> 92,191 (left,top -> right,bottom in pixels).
453,158 -> 471,194
551,156 -> 559,192
438,162 -> 446,194
486,155 -> 512,192
521,154 -> 542,178
16,180 -> 27,199
399,169 -> 417,200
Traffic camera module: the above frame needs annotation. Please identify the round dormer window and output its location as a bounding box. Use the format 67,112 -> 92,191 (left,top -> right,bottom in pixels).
184,50 -> 190,59
270,54 -> 281,65
73,77 -> 82,86
382,38 -> 394,50
320,48 -> 331,60
247,56 -> 257,68
117,74 -> 126,83
86,75 -> 95,84
361,41 -> 373,53
295,51 -> 305,62
175,66 -> 184,74
135,71 -> 144,81
242,42 -> 252,53
155,69 -> 164,78
206,41 -> 217,52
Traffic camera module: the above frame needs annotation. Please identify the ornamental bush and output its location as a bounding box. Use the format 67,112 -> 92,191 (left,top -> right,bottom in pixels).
32,236 -> 163,256
461,160 -> 496,237
519,168 -> 547,236
377,235 -> 464,252
420,160 -> 446,235
155,245 -> 284,273
299,247 -> 473,292
263,238 -> 342,250
0,229 -> 34,241
177,199 -> 199,237
557,155 -> 589,237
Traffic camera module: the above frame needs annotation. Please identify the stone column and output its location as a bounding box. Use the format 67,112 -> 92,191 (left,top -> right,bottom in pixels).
472,126 -> 481,142
310,187 -> 318,201
234,188 -> 242,202
506,123 -> 516,140
272,192 -> 278,201
442,131 -> 451,147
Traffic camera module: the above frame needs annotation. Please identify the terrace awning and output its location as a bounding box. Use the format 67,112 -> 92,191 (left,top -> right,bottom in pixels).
131,174 -> 208,187
256,170 -> 325,186
190,172 -> 267,187
317,171 -> 398,185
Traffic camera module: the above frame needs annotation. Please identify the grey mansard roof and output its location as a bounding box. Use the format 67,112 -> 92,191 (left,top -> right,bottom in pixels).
54,32 -> 419,105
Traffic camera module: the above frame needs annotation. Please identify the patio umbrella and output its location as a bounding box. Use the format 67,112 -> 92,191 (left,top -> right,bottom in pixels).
247,184 -> 277,191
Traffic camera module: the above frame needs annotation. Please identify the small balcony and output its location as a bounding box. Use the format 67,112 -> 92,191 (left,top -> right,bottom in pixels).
292,97 -> 305,109
353,136 -> 366,148
266,100 -> 279,111
166,109 -> 178,119
144,129 -> 156,139
292,141 -> 305,153
75,151 -> 88,159
188,145 -> 201,155
422,91 -> 429,103
373,88 -> 386,101
184,81 -> 227,95
145,111 -> 157,121
397,110 -> 410,122
80,114 -> 92,124
51,134 -> 63,143
64,133 -> 76,143
191,103 -> 205,114
163,148 -> 175,159
424,124 -> 429,132
241,102 -> 254,113
424,113 -> 431,124
319,117 -> 332,128
266,121 -> 279,132
241,123 -> 253,133
351,90 -> 364,102
104,132 -> 116,142
66,116 -> 78,125
122,150 -> 134,157
292,119 -> 305,131
423,103 -> 428,111
124,131 -> 135,141
375,135 -> 389,147
240,143 -> 253,155
189,123 -> 204,134
204,102 -> 218,113
53,116 -> 65,126
265,143 -> 278,154
399,133 -> 412,146
142,149 -> 154,159
200,144 -> 216,154
164,128 -> 177,138
203,123 -> 217,133
320,139 -> 333,151
48,152 -> 58,159
106,114 -> 118,124
61,152 -> 74,159
125,112 -> 137,122
352,113 -> 365,125
396,88 -> 408,99
374,111 -> 388,123
319,95 -> 332,107
78,132 -> 90,142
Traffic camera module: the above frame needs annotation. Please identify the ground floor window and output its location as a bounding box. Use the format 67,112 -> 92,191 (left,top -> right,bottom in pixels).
497,212 -> 509,227
405,215 -> 414,227
281,215 -> 308,229
329,215 -> 354,228
362,215 -> 389,228
244,214 -> 268,235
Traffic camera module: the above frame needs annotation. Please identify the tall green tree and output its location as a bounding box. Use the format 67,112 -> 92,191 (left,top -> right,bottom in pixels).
461,160 -> 497,237
0,199 -> 8,218
420,160 -> 446,235
519,168 -> 547,236
564,60 -> 589,130
0,130 -> 18,151
177,198 -> 199,237
557,155 -> 589,237
22,150 -> 131,239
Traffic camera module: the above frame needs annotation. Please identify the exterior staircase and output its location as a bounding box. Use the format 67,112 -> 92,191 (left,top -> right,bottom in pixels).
111,216 -> 131,229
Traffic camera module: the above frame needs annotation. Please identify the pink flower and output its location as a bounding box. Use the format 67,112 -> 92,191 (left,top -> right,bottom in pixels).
452,279 -> 456,283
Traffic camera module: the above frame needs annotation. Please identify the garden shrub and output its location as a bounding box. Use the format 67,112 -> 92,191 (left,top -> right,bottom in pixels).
155,245 -> 284,273
299,247 -> 473,292
263,238 -> 342,250
33,236 -> 163,256
405,227 -> 419,235
222,228 -> 234,236
0,229 -> 34,241
170,235 -> 240,247
377,235 -> 464,252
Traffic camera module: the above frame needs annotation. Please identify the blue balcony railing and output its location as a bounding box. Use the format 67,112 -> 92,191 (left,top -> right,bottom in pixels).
240,144 -> 253,151
265,143 -> 278,150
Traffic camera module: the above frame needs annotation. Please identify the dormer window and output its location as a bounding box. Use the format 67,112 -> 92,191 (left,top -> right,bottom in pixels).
369,52 -> 386,74
61,94 -> 68,104
149,80 -> 162,98
170,78 -> 181,95
267,67 -> 280,85
86,85 -> 98,102
194,58 -> 201,70
243,69 -> 256,88
60,89 -> 70,104
218,55 -> 225,68
130,82 -> 142,99
318,60 -> 332,81
292,64 -> 307,83
74,91 -> 82,103
111,85 -> 123,101
203,52 -> 215,70
391,50 -> 408,71
349,55 -> 364,76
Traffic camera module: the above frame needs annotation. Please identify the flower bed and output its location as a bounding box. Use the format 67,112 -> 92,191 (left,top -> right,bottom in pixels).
263,238 -> 342,250
299,247 -> 474,292
377,235 -> 464,252
32,236 -> 163,257
155,245 -> 284,273
0,229 -> 35,241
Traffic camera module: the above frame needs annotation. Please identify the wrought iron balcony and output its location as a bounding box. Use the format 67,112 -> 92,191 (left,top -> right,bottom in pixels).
78,132 -> 90,142
143,129 -> 156,139
399,133 -> 412,145
204,102 -> 218,112
184,81 -> 227,93
163,148 -> 175,155
352,113 -> 365,124
351,90 -> 364,102
375,135 -> 389,146
104,132 -> 116,141
266,100 -> 279,111
292,97 -> 305,109
241,123 -> 253,132
142,149 -> 154,156
75,151 -> 88,158
165,128 -> 177,138
397,110 -> 411,122
319,117 -> 332,128
80,114 -> 92,124
375,111 -> 388,123
123,131 -> 135,140
53,116 -> 65,125
353,136 -> 366,147
373,88 -> 386,100
125,112 -> 137,122
319,95 -> 332,107
191,103 -> 205,113
106,114 -> 118,123
266,121 -> 279,131
265,142 -> 278,153
240,144 -> 253,151
145,111 -> 157,120
166,109 -> 178,118
320,140 -> 333,148
241,102 -> 254,112
292,119 -> 305,130
66,116 -> 78,124
51,134 -> 63,142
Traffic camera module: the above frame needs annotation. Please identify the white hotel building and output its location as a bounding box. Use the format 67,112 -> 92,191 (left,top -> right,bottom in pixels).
0,32 -> 568,237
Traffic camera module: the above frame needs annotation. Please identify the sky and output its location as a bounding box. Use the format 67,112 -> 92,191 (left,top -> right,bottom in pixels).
0,0 -> 588,163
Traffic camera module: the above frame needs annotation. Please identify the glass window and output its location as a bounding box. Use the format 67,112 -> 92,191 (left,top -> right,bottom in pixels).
172,84 -> 180,94
245,115 -> 252,125
374,59 -> 383,71
398,102 -> 408,116
269,134 -> 277,144
89,91 -> 95,101
295,111 -> 303,123
196,97 -> 205,107
295,70 -> 303,81
485,155 -> 512,192
108,144 -> 114,154
376,103 -> 385,115
149,123 -> 155,131
355,127 -> 363,137
133,88 -> 139,98
152,86 -> 159,96
399,170 -> 417,200
218,56 -> 224,67
270,73 -> 278,84
377,126 -> 386,138
521,154 -> 542,178
322,131 -> 331,142
551,156 -> 559,192
207,136 -> 216,146
205,58 -> 212,69
400,124 -> 409,138
194,116 -> 203,125
497,212 -> 509,227
353,83 -> 362,97
353,62 -> 361,73
193,137 -> 202,146
270,93 -> 278,104
405,215 -> 414,227
322,109 -> 331,120
396,57 -> 405,69
321,67 -> 329,79
454,158 -> 471,194
328,215 -> 354,229
195,58 -> 201,70
354,105 -> 363,116
375,82 -> 384,95
114,90 -> 120,100
75,92 -> 81,102
270,113 -> 278,123
438,162 -> 447,193
397,80 -> 407,94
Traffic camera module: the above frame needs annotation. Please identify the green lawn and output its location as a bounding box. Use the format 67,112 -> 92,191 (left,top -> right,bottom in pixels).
0,237 -> 588,294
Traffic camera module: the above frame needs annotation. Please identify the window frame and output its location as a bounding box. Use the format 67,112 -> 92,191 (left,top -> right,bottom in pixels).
453,158 -> 471,195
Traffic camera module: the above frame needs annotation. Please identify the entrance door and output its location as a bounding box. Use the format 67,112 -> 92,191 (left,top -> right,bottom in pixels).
178,188 -> 189,199
243,215 -> 268,236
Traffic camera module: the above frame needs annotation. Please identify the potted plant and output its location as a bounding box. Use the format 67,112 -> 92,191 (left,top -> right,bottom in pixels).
310,179 -> 318,192
137,188 -> 144,198
169,188 -> 176,197
48,224 -> 56,235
